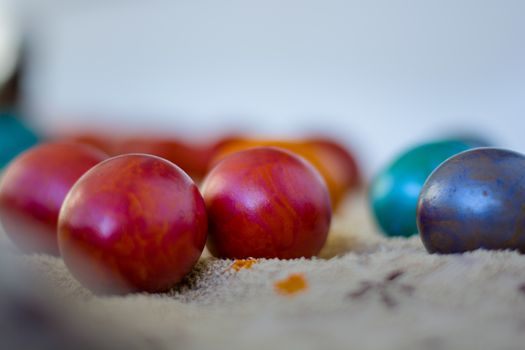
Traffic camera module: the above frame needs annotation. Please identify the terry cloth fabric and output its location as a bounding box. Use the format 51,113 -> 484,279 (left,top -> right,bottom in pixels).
2,191 -> 525,350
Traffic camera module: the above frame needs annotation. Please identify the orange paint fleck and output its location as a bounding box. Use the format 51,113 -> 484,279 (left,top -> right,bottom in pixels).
231,258 -> 258,271
274,273 -> 308,296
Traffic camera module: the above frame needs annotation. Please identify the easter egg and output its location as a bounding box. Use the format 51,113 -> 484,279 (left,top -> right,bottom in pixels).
64,133 -> 117,155
308,137 -> 361,190
369,139 -> 482,237
211,137 -> 358,209
202,147 -> 332,259
417,148 -> 525,254
113,137 -> 213,181
0,112 -> 40,169
58,154 -> 207,294
0,142 -> 107,254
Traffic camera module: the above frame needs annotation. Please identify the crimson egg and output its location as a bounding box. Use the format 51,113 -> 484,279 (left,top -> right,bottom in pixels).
0,142 -> 107,255
202,147 -> 332,259
57,154 -> 207,294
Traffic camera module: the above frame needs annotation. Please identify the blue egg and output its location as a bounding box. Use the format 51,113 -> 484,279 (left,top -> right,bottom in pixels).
0,111 -> 40,168
417,148 -> 525,253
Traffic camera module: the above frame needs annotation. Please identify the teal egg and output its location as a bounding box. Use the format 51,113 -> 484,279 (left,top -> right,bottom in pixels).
0,111 -> 40,169
369,139 -> 485,237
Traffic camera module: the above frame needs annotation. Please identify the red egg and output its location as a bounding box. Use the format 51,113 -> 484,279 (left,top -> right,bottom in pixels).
0,142 -> 107,255
63,133 -> 117,155
58,154 -> 207,294
309,137 -> 361,190
209,137 -> 358,209
114,137 -> 213,181
202,147 -> 332,259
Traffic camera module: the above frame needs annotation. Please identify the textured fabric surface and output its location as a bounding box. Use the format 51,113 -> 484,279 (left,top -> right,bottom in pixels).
3,192 -> 525,350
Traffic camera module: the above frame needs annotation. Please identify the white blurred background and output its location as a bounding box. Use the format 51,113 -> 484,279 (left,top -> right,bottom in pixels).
2,0 -> 525,175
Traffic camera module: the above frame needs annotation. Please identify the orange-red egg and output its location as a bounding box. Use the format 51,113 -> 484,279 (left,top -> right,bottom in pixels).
309,137 -> 361,190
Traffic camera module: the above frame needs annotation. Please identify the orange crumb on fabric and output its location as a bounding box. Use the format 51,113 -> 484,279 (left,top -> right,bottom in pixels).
274,273 -> 308,296
231,258 -> 258,271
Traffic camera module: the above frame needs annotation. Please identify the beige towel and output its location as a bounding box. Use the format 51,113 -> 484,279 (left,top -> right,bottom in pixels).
5,192 -> 525,350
